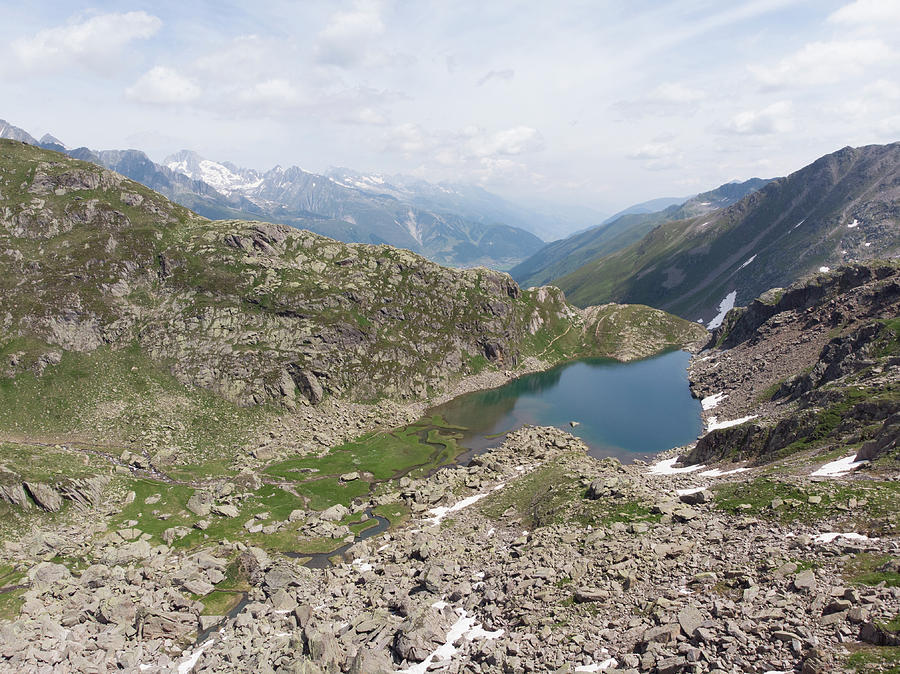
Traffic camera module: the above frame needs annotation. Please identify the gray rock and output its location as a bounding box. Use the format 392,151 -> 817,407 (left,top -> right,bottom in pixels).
679,489 -> 711,505
186,491 -> 213,517
678,606 -> 703,637
23,482 -> 63,512
321,504 -> 350,522
212,503 -> 240,518
28,562 -> 71,586
393,611 -> 446,662
792,569 -> 816,592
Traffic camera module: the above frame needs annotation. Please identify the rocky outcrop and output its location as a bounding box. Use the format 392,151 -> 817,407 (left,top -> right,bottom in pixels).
0,474 -> 110,513
23,482 -> 63,512
689,261 -> 900,465
1,140 -> 701,415
856,412 -> 900,461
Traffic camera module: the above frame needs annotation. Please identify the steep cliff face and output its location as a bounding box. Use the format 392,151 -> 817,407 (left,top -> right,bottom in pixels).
686,262 -> 900,466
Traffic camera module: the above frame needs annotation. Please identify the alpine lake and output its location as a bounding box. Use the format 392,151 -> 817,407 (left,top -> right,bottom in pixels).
431,349 -> 703,463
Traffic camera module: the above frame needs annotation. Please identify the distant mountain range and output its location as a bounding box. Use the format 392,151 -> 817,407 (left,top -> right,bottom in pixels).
0,119 -> 601,269
511,178 -> 770,289
543,143 -> 900,323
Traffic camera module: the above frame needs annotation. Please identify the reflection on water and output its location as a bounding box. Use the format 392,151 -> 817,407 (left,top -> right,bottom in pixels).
431,350 -> 702,461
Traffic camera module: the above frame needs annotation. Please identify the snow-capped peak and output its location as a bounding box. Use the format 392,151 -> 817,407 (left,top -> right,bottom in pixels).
165,150 -> 262,195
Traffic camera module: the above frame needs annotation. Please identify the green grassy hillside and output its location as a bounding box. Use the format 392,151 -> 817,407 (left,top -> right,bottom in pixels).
554,143 -> 900,321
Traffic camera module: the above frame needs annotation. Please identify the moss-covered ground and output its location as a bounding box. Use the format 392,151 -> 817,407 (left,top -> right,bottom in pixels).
713,477 -> 900,534
478,455 -> 658,529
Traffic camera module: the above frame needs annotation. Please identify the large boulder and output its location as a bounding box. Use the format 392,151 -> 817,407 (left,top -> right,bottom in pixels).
186,490 -> 214,517
23,482 -> 63,512
28,562 -> 71,586
321,504 -> 349,522
392,611 -> 446,662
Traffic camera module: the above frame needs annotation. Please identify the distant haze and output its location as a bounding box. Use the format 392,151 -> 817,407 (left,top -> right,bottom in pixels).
1,1 -> 899,213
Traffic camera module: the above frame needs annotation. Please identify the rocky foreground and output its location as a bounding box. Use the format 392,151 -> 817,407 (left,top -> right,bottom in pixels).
1,424 -> 897,673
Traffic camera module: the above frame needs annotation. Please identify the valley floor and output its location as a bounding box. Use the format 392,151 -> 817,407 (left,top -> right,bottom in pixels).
0,420 -> 897,673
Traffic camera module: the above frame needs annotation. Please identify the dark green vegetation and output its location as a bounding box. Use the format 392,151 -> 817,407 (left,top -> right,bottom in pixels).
0,564 -> 26,621
512,178 -> 768,290
846,646 -> 900,673
0,342 -> 272,471
713,477 -> 900,534
845,554 -> 900,589
265,416 -> 463,483
478,456 -> 657,529
550,143 -> 900,321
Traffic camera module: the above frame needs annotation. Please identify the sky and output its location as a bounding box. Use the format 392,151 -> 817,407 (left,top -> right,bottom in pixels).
1,0 -> 899,214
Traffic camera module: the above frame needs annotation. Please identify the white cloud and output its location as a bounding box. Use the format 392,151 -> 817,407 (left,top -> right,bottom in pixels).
864,79 -> 900,100
11,11 -> 161,74
341,107 -> 390,125
876,115 -> 900,136
828,0 -> 900,26
125,66 -> 201,105
315,0 -> 386,67
724,101 -> 793,135
237,79 -> 304,108
384,123 -> 431,155
477,69 -> 515,86
464,126 -> 544,158
612,82 -> 706,118
649,82 -> 706,104
628,142 -> 677,160
194,35 -> 281,82
751,39 -> 896,89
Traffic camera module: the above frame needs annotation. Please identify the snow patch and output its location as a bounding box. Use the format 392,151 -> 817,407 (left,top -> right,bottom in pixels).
676,487 -> 705,496
404,209 -> 423,245
701,392 -> 727,410
699,467 -> 749,477
791,218 -> 806,231
865,242 -> 872,247
352,559 -> 373,572
810,454 -> 868,478
706,415 -> 757,432
397,608 -> 503,674
574,657 -> 617,672
177,638 -> 214,674
847,219 -> 859,228
813,532 -> 878,544
647,458 -> 704,475
425,490 -> 499,526
819,266 -> 830,273
707,291 -> 737,329
737,254 -> 757,270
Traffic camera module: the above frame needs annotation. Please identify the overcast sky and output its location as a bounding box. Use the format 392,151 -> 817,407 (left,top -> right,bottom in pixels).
2,0 -> 899,213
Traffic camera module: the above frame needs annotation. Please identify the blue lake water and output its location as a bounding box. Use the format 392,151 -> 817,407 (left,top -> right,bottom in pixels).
431,350 -> 703,461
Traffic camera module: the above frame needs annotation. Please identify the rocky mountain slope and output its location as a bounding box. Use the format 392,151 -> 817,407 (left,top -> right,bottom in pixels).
511,178 -> 769,290
3,137 -> 898,673
685,261 -> 900,470
552,143 -> 900,322
0,120 -> 546,269
0,137 -> 703,474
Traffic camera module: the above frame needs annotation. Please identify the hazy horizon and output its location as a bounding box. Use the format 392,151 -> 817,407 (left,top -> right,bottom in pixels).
2,1 -> 899,215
